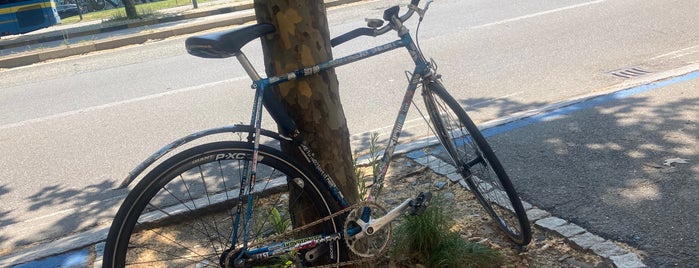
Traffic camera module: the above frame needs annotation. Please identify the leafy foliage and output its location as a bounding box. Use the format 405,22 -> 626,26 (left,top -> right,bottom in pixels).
268,207 -> 290,235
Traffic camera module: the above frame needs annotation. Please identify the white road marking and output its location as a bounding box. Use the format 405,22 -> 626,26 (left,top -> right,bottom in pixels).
471,0 -> 606,29
0,77 -> 247,130
650,44 -> 699,60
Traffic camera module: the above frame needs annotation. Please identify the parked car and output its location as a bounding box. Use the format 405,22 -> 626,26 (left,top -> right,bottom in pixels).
56,3 -> 79,19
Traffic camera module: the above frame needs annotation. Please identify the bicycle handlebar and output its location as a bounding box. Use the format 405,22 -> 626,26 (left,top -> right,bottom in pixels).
330,28 -> 375,47
330,0 -> 422,47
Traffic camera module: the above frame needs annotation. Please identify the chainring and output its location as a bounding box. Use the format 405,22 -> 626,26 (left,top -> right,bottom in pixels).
343,201 -> 393,258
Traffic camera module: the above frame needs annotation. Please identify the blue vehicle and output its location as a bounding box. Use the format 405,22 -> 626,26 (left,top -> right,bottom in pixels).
0,0 -> 61,37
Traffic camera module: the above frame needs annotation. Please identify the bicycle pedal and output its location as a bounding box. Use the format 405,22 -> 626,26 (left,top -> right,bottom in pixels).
408,192 -> 432,215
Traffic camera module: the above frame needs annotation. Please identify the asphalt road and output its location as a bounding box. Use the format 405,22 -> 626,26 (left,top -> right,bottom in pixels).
492,73 -> 699,267
1,0 -> 698,265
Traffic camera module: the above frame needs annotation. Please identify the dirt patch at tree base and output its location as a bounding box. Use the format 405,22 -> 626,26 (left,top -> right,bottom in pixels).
374,156 -> 617,268
107,154 -> 631,267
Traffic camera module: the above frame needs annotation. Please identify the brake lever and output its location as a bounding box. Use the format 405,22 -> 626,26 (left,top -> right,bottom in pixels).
410,0 -> 434,19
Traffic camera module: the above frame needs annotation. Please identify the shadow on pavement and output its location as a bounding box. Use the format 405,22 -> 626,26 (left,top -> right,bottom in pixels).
492,90 -> 698,267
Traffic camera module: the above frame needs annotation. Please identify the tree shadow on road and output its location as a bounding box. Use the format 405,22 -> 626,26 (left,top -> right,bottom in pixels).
349,96 -> 550,155
0,179 -> 122,256
457,96 -> 550,121
0,184 -> 15,250
491,91 -> 698,267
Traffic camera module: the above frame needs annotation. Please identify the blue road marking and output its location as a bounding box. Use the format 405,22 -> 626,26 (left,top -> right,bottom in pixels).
483,70 -> 699,138
13,248 -> 90,268
407,70 -> 699,159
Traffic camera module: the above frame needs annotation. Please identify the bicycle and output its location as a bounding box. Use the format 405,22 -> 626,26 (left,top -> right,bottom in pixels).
62,0 -> 106,13
103,0 -> 532,267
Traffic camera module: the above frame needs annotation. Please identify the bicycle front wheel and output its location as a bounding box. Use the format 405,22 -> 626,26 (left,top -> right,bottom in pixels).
422,80 -> 532,245
104,141 -> 342,267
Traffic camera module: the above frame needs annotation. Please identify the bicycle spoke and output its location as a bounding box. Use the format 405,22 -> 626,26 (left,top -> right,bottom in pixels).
105,143 -> 341,267
422,81 -> 531,245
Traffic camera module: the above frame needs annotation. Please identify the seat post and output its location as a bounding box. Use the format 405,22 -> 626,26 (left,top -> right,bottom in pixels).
236,52 -> 262,81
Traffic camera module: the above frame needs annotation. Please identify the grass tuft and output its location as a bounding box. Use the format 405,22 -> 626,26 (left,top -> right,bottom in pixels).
101,7 -> 161,23
391,195 -> 503,268
354,132 -> 381,201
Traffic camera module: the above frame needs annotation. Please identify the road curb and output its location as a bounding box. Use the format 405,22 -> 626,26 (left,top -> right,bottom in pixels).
0,226 -> 108,267
0,0 -> 360,69
0,12 -> 256,69
0,3 -> 254,51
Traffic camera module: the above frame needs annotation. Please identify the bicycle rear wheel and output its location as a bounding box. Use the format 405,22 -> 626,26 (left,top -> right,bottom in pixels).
422,80 -> 532,245
104,141 -> 342,267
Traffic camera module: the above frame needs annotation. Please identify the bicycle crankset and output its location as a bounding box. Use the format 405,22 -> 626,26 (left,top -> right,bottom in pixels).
343,202 -> 392,258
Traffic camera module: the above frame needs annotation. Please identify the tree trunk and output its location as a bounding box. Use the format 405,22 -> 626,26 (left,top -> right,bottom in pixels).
254,0 -> 366,266
123,0 -> 138,19
253,0 -> 358,206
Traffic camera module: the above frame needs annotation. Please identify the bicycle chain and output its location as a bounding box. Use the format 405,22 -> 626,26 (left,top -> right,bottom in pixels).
255,201 -> 390,267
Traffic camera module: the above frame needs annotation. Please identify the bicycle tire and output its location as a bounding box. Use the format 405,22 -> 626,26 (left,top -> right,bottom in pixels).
104,141 -> 342,267
422,80 -> 532,245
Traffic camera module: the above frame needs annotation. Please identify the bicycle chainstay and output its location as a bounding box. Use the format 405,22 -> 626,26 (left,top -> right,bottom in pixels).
240,201 -> 390,268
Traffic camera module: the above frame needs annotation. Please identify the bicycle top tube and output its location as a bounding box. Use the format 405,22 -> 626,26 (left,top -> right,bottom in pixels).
260,2 -> 433,88
264,39 -> 409,88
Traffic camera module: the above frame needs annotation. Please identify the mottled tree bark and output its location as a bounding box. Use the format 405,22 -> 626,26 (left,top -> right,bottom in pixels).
253,0 -> 358,205
253,0 -> 365,265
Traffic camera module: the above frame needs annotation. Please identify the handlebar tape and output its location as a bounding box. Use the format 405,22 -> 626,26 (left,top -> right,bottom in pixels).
330,28 -> 375,47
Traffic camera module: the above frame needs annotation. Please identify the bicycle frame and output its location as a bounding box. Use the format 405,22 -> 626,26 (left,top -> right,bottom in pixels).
244,31 -> 432,206
230,19 -> 436,257
117,9 -> 438,263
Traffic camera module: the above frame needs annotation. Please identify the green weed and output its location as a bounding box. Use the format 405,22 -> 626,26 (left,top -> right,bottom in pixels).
268,207 -> 290,235
354,132 -> 382,200
391,195 -> 503,268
